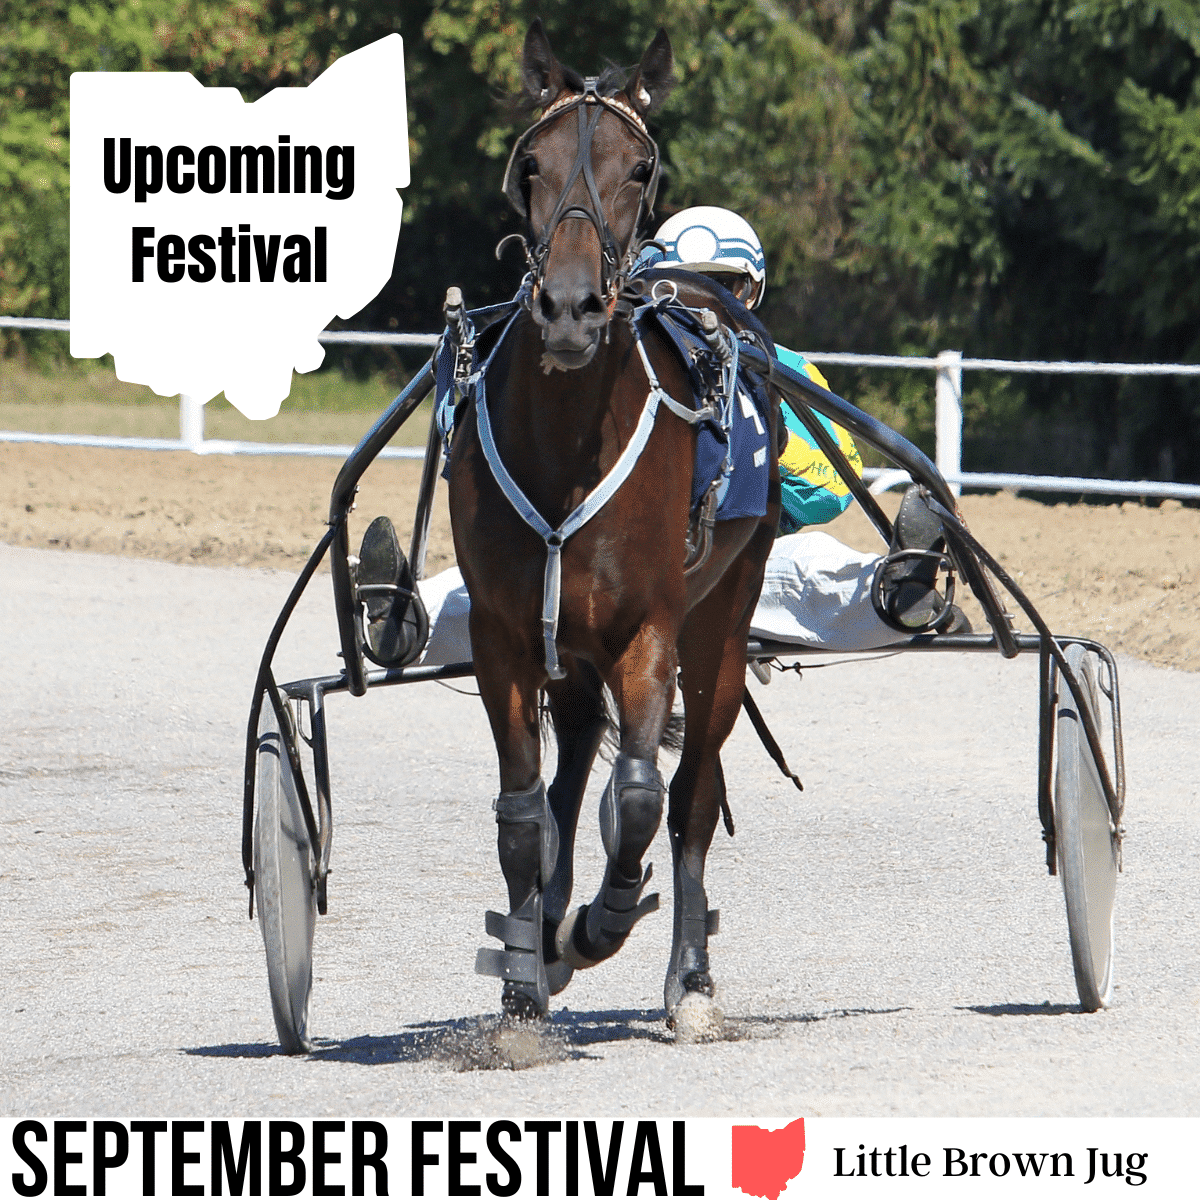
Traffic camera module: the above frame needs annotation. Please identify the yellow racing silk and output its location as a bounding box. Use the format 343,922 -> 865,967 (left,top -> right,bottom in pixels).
775,347 -> 863,532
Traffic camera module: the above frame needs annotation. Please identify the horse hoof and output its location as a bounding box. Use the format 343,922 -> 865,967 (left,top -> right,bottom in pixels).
663,967 -> 714,1014
501,983 -> 548,1021
555,906 -> 602,970
545,955 -> 575,995
669,991 -> 725,1044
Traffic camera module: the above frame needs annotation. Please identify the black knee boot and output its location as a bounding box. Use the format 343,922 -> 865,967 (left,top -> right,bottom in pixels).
559,753 -> 663,968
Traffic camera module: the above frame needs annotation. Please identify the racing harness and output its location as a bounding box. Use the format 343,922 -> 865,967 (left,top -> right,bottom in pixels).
437,281 -> 762,681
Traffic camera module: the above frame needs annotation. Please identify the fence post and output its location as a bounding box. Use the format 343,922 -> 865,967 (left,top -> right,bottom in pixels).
179,394 -> 205,451
935,349 -> 963,497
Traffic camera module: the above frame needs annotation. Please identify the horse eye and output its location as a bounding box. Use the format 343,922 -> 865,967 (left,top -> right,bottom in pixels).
630,162 -> 651,183
522,155 -> 539,179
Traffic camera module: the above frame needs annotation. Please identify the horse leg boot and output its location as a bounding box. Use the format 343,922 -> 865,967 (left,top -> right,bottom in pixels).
556,753 -> 662,969
475,781 -> 560,1019
663,828 -> 721,1015
663,756 -> 725,1020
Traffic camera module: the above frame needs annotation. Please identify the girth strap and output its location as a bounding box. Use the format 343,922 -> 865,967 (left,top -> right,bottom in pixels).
484,909 -> 538,952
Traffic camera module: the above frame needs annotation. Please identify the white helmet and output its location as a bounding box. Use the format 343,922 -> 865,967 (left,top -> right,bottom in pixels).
648,206 -> 767,308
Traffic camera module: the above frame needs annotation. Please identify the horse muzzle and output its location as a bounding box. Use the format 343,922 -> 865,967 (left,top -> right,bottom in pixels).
531,278 -> 610,370
534,313 -> 605,370
538,336 -> 601,372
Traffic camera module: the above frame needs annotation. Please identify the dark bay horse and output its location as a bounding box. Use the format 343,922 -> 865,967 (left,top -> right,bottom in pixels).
447,21 -> 781,1033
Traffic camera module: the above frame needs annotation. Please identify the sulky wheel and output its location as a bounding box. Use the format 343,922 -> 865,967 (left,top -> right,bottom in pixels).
254,698 -> 317,1052
1054,642 -> 1118,1011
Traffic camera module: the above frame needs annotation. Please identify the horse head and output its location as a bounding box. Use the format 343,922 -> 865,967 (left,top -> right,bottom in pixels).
502,20 -> 674,370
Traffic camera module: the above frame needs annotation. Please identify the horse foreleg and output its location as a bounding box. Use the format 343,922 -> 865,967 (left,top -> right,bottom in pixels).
667,540 -> 771,1028
556,624 -> 675,970
470,614 -> 558,1019
664,751 -> 727,1026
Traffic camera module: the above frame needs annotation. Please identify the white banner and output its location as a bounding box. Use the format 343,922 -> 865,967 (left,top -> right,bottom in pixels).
2,1117 -> 1191,1198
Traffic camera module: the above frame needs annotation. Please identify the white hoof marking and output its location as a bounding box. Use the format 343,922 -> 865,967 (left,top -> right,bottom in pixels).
671,992 -> 725,1044
554,906 -> 601,970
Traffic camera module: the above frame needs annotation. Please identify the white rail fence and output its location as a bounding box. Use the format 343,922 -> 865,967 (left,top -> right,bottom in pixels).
4,316 -> 1200,499
1,316 -> 437,461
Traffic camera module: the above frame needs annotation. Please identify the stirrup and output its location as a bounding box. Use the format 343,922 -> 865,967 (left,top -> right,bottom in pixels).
871,486 -> 962,633
354,516 -> 429,667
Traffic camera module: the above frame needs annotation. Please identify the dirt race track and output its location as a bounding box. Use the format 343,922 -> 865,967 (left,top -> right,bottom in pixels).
3,441 -> 1199,671
1,440 -> 1199,1118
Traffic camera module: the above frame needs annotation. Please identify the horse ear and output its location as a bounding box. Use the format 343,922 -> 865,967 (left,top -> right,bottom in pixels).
628,28 -> 674,114
522,18 -> 566,109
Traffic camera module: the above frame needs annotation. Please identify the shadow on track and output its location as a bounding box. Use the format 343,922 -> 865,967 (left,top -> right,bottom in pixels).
184,1006 -> 909,1067
961,1002 -> 1084,1017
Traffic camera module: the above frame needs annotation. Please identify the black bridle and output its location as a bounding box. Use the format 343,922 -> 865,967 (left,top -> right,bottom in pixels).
500,79 -> 661,309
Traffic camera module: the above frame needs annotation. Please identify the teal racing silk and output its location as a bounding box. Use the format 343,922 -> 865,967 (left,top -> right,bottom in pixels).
775,346 -> 862,533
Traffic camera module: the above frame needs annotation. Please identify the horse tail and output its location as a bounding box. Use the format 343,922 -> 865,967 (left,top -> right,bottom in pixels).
596,687 -> 685,759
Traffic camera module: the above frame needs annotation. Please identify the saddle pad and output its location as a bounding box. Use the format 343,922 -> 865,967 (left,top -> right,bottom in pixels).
692,382 -> 772,520
643,304 -> 772,523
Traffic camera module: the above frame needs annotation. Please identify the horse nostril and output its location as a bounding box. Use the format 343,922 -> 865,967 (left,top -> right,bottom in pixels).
577,292 -> 604,318
539,289 -> 561,322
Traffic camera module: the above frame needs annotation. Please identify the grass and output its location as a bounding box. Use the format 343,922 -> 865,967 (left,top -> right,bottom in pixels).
0,359 -> 433,447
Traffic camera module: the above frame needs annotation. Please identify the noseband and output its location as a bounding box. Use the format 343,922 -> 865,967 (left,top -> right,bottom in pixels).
501,79 -> 661,310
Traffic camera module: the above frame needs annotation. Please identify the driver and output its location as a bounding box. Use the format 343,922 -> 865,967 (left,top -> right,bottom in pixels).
639,207 -> 864,536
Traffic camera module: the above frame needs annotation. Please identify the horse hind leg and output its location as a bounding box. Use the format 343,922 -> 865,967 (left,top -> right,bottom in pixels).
475,781 -> 560,1019
541,667 -> 609,995
556,751 -> 664,969
665,758 -> 725,1020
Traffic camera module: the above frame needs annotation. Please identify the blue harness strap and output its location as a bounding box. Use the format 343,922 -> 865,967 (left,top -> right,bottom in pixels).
448,312 -> 714,680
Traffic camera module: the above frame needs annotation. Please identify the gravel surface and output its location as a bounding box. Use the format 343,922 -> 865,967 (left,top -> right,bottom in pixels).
2,544 -> 1198,1117
4,441 -> 1199,670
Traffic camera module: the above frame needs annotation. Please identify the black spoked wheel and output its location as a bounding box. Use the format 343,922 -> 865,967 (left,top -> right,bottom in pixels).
254,698 -> 316,1052
1055,643 -> 1118,1011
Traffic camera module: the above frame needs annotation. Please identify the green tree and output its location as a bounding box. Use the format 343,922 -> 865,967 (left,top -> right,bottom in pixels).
0,0 -> 176,345
423,0 -> 862,296
2,1 -> 868,342
5,1 -> 1200,480
845,0 -> 1200,479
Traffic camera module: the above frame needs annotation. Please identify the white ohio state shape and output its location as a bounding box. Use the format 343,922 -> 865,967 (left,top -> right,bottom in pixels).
70,34 -> 408,419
